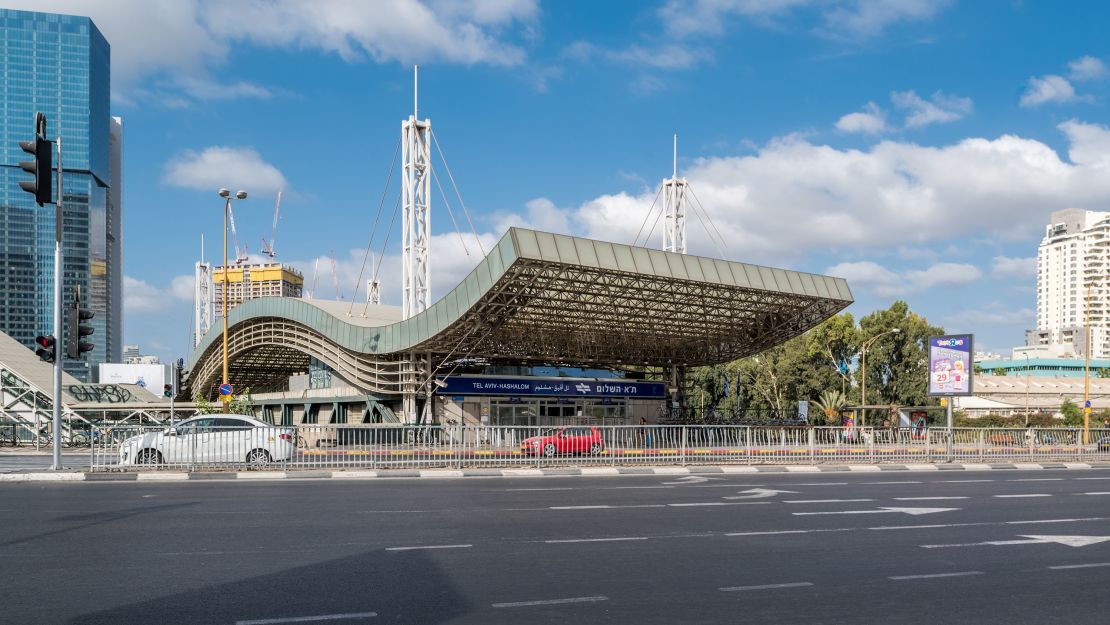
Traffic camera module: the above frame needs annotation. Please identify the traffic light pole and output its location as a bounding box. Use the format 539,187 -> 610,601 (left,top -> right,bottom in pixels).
51,136 -> 63,470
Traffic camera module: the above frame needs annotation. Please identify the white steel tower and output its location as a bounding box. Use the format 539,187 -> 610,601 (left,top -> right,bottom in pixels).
402,65 -> 432,319
662,133 -> 688,254
194,235 -> 213,347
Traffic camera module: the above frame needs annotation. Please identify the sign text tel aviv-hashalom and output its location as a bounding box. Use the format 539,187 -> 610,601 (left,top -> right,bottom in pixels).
435,376 -> 667,398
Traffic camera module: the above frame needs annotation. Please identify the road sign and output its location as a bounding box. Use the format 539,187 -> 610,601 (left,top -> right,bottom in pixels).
219,383 -> 233,396
1085,407 -> 1092,414
1085,400 -> 1092,408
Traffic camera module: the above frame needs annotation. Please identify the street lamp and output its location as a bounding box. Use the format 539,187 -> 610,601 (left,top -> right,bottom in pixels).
859,328 -> 901,427
218,188 -> 247,407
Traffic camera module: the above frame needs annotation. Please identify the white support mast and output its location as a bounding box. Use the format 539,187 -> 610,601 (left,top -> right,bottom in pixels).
402,64 -> 432,319
194,234 -> 213,347
662,133 -> 688,254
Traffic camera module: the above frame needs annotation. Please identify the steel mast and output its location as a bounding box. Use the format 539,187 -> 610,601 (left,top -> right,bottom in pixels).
662,133 -> 688,254
402,65 -> 431,319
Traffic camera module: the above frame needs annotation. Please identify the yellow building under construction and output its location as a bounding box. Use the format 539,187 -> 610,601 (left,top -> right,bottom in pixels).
213,263 -> 304,316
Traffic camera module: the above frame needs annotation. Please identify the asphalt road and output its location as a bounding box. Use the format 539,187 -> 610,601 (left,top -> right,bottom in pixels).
4,469 -> 1110,624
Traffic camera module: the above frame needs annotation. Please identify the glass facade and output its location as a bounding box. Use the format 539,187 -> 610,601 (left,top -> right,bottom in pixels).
0,9 -> 118,380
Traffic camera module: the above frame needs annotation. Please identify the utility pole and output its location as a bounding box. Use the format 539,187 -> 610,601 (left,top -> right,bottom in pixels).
1085,283 -> 1091,444
53,132 -> 63,469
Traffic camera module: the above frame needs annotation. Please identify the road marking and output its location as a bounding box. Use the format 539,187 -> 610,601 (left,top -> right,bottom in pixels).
669,501 -> 772,507
794,507 -> 959,517
726,529 -> 850,537
784,499 -> 874,504
792,482 -> 850,486
1009,478 -> 1064,482
545,537 -> 648,544
385,544 -> 472,552
723,488 -> 799,500
939,479 -> 994,483
610,485 -> 674,490
235,612 -> 377,624
662,475 -> 721,484
1007,517 -> 1107,525
492,596 -> 608,608
1048,562 -> 1110,570
551,505 -> 611,510
549,504 -> 666,510
869,524 -> 975,531
506,487 -> 574,491
889,571 -> 982,581
922,535 -> 1110,549
862,481 -> 922,485
895,496 -> 968,501
1080,492 -> 1110,496
994,494 -> 1051,498
1074,477 -> 1110,480
719,582 -> 813,592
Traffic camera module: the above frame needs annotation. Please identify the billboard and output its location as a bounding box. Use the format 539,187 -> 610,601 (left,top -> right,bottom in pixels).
434,376 -> 666,398
927,334 -> 973,396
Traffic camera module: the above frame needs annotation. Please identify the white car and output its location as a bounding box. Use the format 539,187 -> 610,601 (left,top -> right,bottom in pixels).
118,414 -> 295,467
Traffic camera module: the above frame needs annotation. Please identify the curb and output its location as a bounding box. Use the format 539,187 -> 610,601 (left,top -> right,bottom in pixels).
2,462 -> 1109,482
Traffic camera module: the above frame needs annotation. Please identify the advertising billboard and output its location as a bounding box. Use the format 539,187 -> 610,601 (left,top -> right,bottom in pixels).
927,334 -> 973,396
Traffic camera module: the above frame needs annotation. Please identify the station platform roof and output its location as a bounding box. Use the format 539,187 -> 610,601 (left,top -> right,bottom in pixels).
187,228 -> 853,396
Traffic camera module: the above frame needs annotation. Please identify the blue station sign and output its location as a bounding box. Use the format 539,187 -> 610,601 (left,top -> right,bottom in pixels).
435,376 -> 666,399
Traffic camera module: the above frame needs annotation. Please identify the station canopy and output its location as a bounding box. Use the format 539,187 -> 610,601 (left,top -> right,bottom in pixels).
187,228 -> 853,394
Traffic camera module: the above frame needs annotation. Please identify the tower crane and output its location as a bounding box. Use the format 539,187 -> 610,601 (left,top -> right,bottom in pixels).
261,191 -> 282,260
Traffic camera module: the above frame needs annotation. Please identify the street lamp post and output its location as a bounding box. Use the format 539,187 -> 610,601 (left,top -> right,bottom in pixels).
218,188 -> 247,408
859,328 -> 901,427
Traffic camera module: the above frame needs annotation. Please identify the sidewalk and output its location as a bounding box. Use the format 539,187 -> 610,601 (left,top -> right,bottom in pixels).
3,461 -> 1108,482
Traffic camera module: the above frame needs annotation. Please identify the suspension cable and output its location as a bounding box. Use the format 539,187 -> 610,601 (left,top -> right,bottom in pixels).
431,131 -> 485,256
431,166 -> 471,257
360,191 -> 403,317
632,184 -> 664,247
348,136 -> 400,316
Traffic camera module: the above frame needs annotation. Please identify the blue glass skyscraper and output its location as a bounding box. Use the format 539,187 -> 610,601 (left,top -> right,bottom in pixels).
0,9 -> 121,380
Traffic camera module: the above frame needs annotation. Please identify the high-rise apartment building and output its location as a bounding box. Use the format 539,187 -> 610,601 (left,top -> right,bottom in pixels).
1031,208 -> 1110,359
0,9 -> 121,380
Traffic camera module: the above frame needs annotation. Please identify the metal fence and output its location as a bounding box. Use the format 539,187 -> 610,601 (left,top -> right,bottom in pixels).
86,424 -> 1110,471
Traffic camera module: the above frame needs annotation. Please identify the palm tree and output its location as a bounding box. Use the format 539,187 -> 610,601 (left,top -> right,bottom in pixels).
812,389 -> 849,425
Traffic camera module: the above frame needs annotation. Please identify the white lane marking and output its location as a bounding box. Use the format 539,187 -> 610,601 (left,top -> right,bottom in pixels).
869,524 -> 976,531
723,488 -> 799,500
719,582 -> 813,592
862,481 -> 922,485
792,482 -> 850,486
1009,478 -> 1064,482
939,479 -> 994,483
610,486 -> 674,490
235,612 -> 377,624
994,494 -> 1052,498
545,537 -> 648,544
492,596 -> 608,608
922,535 -> 1110,549
889,571 -> 982,581
895,497 -> 968,501
668,501 -> 771,507
727,529 -> 849,537
1080,492 -> 1110,496
549,504 -> 666,510
1048,562 -> 1110,570
506,488 -> 574,491
1008,517 -> 1107,525
784,499 -> 874,504
551,505 -> 610,510
1074,477 -> 1110,480
794,507 -> 959,516
385,544 -> 471,552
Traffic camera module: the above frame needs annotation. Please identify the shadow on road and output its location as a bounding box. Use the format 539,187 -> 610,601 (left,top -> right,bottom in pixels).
68,548 -> 472,625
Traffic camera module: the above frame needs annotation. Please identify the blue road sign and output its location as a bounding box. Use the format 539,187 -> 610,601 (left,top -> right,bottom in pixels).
219,383 -> 233,396
1086,400 -> 1092,408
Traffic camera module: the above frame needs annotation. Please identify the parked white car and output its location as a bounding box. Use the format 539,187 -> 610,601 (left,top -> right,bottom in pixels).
118,414 -> 295,466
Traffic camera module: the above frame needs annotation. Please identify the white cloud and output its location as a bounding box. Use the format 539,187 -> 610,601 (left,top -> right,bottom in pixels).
1020,75 -> 1078,107
163,147 -> 288,193
497,120 -> 1110,269
891,90 -> 972,128
124,275 -> 194,315
820,0 -> 951,39
836,102 -> 887,134
1069,55 -> 1109,82
11,0 -> 538,103
991,255 -> 1036,278
947,307 -> 1034,326
825,261 -> 979,297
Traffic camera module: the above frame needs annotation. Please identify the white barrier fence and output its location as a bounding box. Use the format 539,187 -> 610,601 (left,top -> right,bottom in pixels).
87,424 -> 1110,471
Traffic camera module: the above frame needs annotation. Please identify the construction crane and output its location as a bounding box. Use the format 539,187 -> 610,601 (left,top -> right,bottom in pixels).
261,191 -> 282,260
227,203 -> 248,264
309,258 -> 320,299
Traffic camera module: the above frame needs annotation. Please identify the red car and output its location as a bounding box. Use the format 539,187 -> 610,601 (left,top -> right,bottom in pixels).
522,426 -> 605,456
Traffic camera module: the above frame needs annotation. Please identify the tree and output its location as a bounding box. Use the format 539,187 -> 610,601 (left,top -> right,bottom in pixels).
994,368 -> 1008,377
1060,399 -> 1083,425
193,393 -> 219,415
812,389 -> 849,425
228,387 -> 255,416
858,301 -> 944,409
804,313 -> 859,398
1097,368 -> 1110,379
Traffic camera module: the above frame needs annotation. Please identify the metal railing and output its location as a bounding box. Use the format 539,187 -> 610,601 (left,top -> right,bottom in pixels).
86,425 -> 1110,471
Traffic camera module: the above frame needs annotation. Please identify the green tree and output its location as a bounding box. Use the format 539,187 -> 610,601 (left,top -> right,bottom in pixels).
858,301 -> 944,409
228,387 -> 255,416
1060,399 -> 1083,425
812,388 -> 850,425
193,393 -> 219,415
994,368 -> 1008,377
1097,368 -> 1110,379
803,313 -> 859,399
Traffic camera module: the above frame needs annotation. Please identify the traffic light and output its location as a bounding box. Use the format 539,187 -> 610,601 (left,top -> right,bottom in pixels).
34,335 -> 56,363
163,384 -> 173,398
65,288 -> 95,359
18,113 -> 52,206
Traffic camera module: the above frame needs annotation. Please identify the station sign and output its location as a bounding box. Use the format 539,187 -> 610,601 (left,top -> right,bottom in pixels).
435,376 -> 666,398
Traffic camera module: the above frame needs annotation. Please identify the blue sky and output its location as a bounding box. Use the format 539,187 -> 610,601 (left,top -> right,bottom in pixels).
16,0 -> 1110,362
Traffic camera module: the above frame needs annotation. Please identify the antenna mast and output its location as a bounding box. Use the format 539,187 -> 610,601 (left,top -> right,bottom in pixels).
401,64 -> 431,319
662,132 -> 688,254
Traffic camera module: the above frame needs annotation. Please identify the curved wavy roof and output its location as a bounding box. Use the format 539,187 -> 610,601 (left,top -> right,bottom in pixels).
187,228 -> 853,395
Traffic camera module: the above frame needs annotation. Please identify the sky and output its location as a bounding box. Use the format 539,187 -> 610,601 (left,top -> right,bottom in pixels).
12,0 -> 1110,363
